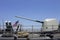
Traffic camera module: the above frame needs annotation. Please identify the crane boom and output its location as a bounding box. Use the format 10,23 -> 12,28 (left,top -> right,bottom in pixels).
15,16 -> 44,23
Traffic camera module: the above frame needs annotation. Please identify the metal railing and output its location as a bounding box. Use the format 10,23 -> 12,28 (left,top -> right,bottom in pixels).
0,25 -> 59,32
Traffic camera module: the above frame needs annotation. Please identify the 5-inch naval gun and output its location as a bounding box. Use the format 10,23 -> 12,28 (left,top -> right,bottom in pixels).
15,16 -> 59,39
15,16 -> 44,23
15,16 -> 44,29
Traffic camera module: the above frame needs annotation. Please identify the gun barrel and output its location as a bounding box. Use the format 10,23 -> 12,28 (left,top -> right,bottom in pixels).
15,16 -> 44,23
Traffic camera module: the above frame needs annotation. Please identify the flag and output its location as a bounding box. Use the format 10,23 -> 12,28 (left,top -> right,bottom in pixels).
13,20 -> 19,27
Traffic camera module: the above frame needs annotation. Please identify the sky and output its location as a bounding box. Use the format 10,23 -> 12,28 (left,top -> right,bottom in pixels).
0,0 -> 60,26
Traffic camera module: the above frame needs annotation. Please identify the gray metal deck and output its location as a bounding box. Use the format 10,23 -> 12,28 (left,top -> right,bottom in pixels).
0,37 -> 59,40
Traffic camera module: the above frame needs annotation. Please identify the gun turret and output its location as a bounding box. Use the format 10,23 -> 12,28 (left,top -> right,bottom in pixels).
15,16 -> 44,23
5,21 -> 13,30
1,21 -> 14,37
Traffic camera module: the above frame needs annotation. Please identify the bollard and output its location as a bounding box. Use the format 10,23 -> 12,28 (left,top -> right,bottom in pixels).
27,37 -> 30,40
14,36 -> 17,40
